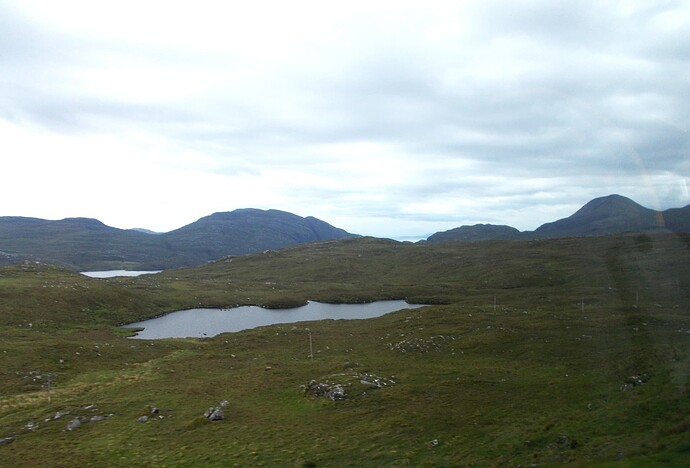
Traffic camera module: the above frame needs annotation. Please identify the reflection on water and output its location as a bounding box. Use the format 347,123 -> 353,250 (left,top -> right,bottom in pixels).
123,300 -> 426,339
81,270 -> 162,278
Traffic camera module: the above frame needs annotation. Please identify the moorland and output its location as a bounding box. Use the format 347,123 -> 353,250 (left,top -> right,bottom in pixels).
1,232 -> 689,466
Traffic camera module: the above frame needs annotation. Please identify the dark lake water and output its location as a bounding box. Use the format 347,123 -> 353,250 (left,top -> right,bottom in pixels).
123,300 -> 426,339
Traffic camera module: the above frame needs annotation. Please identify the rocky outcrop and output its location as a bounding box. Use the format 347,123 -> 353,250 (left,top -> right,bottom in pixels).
304,381 -> 348,400
67,417 -> 86,431
304,371 -> 397,401
203,400 -> 229,421
205,408 -> 224,421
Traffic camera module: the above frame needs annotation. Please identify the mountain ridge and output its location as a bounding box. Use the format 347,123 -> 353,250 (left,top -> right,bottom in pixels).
1,195 -> 688,268
532,194 -> 666,237
0,209 -> 356,270
424,194 -> 690,244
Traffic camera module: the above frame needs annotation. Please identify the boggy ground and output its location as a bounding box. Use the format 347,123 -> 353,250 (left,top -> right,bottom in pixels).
0,233 -> 689,466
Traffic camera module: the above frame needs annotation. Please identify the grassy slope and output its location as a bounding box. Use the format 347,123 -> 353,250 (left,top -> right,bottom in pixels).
0,218 -> 169,271
0,233 -> 688,466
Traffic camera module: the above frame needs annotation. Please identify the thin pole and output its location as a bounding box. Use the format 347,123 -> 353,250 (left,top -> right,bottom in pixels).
308,331 -> 313,359
44,372 -> 55,406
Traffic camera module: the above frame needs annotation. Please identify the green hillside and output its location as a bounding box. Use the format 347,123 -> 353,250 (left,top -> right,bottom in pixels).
0,217 -> 166,270
0,233 -> 688,466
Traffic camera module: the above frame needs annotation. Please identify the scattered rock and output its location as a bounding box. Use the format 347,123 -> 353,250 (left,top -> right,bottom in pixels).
628,374 -> 646,386
25,422 -> 38,431
90,415 -> 106,423
304,381 -> 348,400
203,402 -> 226,421
327,384 -> 347,401
620,374 -> 647,391
304,382 -> 331,398
137,416 -> 149,423
208,409 -> 224,421
54,411 -> 70,420
66,418 -> 83,431
389,335 -> 456,353
428,439 -> 440,447
556,434 -> 579,449
304,371 -> 397,401
149,406 -> 159,414
83,404 -> 97,411
357,372 -> 395,388
0,437 -> 14,446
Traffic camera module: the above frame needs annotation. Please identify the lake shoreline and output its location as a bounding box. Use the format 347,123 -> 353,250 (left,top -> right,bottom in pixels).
122,300 -> 427,339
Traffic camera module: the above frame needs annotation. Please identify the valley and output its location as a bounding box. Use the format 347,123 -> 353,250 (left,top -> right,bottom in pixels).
4,1 -> 688,464
0,232 -> 688,465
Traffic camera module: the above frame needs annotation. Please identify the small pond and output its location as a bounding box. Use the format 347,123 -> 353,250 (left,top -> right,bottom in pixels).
81,270 -> 162,278
123,300 -> 426,339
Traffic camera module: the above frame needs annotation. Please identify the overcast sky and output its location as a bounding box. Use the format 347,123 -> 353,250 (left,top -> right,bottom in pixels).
1,0 -> 688,238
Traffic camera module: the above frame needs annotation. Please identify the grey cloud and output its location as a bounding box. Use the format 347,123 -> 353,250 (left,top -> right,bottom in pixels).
0,0 -> 688,237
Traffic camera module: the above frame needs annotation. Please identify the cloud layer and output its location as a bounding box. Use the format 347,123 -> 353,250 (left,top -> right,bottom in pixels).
1,0 -> 688,237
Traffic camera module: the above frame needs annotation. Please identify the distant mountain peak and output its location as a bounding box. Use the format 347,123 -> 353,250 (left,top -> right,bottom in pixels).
534,194 -> 665,237
130,228 -> 162,235
424,194 -> 689,244
571,194 -> 644,217
426,224 -> 522,243
162,208 -> 356,265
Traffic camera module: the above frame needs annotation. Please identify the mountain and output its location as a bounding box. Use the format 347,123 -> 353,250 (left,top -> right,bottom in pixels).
0,209 -> 357,270
425,224 -> 523,244
662,205 -> 690,233
130,228 -> 162,235
424,194 -> 690,243
0,217 -> 167,270
2,196 -> 687,268
533,194 -> 669,238
160,209 -> 355,266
